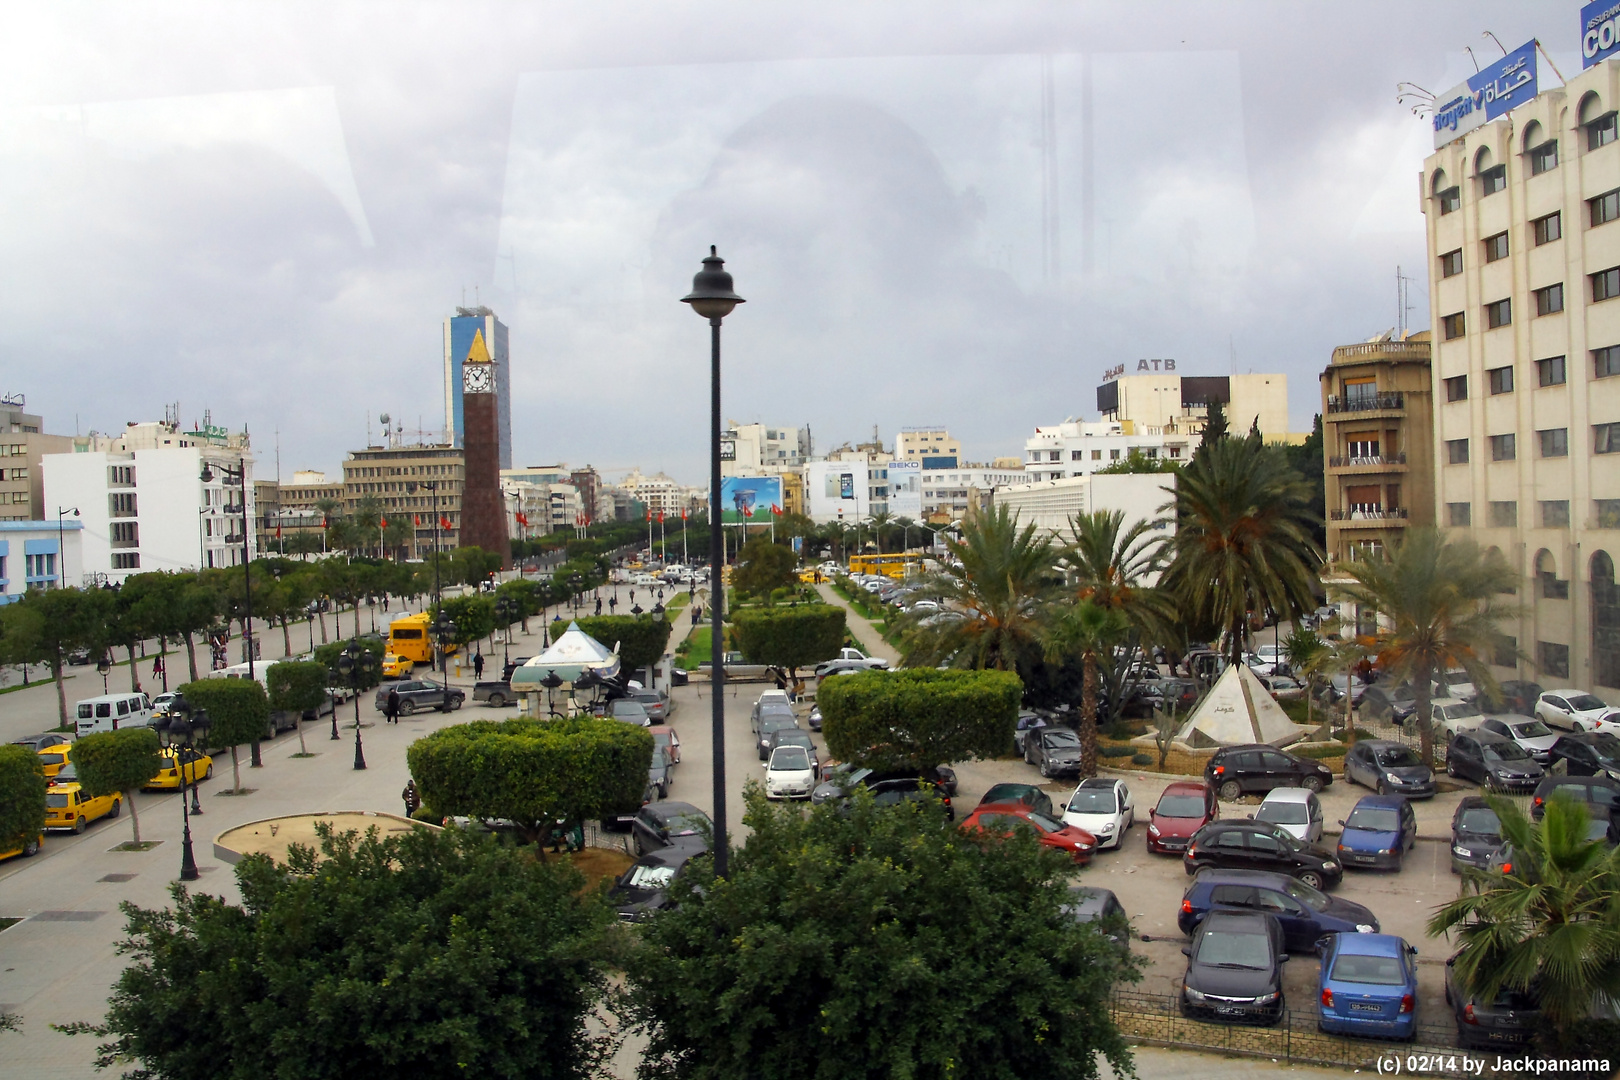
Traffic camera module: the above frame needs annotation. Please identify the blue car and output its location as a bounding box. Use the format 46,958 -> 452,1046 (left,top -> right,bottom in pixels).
1317,932 -> 1418,1040
1336,795 -> 1418,871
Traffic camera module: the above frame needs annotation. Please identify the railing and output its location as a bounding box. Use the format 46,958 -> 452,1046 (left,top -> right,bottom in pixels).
1329,508 -> 1410,521
1328,453 -> 1407,468
1330,341 -> 1430,363
1326,391 -> 1405,414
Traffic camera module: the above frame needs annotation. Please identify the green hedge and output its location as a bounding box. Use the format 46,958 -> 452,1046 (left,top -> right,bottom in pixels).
73,728 -> 161,796
313,638 -> 386,691
730,604 -> 845,672
0,745 -> 46,851
571,615 -> 673,673
178,679 -> 272,748
266,661 -> 329,714
819,668 -> 1023,772
1098,745 -> 1136,758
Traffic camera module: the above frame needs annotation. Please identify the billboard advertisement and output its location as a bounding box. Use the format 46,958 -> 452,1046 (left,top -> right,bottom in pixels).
887,460 -> 922,520
720,476 -> 782,525
1432,40 -> 1537,149
1585,1 -> 1620,68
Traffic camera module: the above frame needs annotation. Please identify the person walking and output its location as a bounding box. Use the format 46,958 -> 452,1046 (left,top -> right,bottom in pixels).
473,651 -> 485,679
384,686 -> 402,725
402,779 -> 420,818
595,596 -> 603,615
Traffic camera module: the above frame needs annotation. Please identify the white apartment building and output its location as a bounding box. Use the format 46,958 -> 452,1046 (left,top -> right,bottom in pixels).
922,464 -> 1028,520
615,470 -> 689,518
1023,420 -> 1193,481
1424,54 -> 1620,696
722,423 -> 810,477
0,519 -> 84,600
896,426 -> 961,467
993,472 -> 1177,545
805,458 -> 891,524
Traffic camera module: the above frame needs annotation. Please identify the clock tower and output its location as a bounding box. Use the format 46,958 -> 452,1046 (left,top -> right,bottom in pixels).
457,328 -> 510,569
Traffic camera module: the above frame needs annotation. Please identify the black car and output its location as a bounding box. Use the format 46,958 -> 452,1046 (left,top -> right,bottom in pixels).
628,800 -> 712,857
1204,744 -> 1334,801
1177,868 -> 1379,953
1445,731 -> 1545,792
12,733 -> 71,753
813,767 -> 954,820
979,783 -> 1055,818
1546,732 -> 1620,780
1480,679 -> 1545,717
756,713 -> 801,760
1064,884 -> 1131,967
1342,740 -> 1436,797
609,845 -> 708,921
1444,951 -> 1539,1049
1359,684 -> 1418,725
372,679 -> 465,714
1026,726 -> 1083,778
1530,774 -> 1620,821
500,656 -> 532,682
1449,797 -> 1504,874
1183,819 -> 1343,890
1179,910 -> 1288,1024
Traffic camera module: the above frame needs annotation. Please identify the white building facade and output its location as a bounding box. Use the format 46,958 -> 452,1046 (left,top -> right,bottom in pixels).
805,458 -> 891,524
0,519 -> 84,601
722,423 -> 810,477
992,472 -> 1177,545
922,464 -> 1028,520
1023,420 -> 1193,481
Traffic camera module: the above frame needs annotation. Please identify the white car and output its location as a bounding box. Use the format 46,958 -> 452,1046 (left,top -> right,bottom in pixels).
1428,697 -> 1483,736
1536,689 -> 1614,732
1432,669 -> 1478,702
1252,787 -> 1324,843
1244,652 -> 1282,678
764,745 -> 817,800
1059,777 -> 1135,850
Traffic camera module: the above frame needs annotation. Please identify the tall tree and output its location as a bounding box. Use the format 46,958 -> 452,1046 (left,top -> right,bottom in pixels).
0,744 -> 46,856
866,509 -> 895,554
1044,602 -> 1130,777
1332,528 -> 1516,764
72,728 -> 161,847
1197,397 -> 1228,453
732,537 -> 798,602
1162,435 -> 1321,668
179,679 -> 269,793
7,587 -> 114,726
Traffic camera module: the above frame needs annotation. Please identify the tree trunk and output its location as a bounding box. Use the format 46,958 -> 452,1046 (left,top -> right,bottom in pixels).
1415,660 -> 1435,767
157,638 -> 169,692
183,632 -> 200,682
296,710 -> 307,756
318,609 -> 329,644
282,617 -> 292,658
125,790 -> 142,846
53,654 -> 68,729
1080,655 -> 1099,779
230,745 -> 242,793
127,644 -> 141,692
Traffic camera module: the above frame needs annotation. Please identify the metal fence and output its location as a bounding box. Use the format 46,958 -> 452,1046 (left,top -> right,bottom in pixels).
1110,989 -> 1493,1076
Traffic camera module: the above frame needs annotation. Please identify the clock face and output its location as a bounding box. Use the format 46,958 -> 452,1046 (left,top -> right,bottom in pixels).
463,364 -> 493,393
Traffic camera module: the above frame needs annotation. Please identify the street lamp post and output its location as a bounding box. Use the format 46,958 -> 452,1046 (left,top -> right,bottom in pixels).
406,480 -> 442,606
200,457 -> 260,766
494,596 -> 515,670
336,639 -> 376,770
155,697 -> 212,882
55,507 -> 78,588
681,245 -> 744,879
431,613 -> 457,677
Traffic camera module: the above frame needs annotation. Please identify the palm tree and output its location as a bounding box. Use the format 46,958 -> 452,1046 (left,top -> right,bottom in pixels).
898,504 -> 1057,675
1161,434 -> 1321,668
1060,509 -> 1175,642
1044,601 -> 1129,777
1331,528 -> 1516,765
867,510 -> 894,554
1429,796 -> 1620,1045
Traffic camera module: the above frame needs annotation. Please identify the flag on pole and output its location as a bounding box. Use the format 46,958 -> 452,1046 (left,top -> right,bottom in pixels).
414,515 -> 421,526
275,523 -> 282,538
646,507 -> 652,521
682,508 -> 688,520
381,517 -> 388,528
657,511 -> 664,523
743,504 -> 754,518
771,504 -> 782,516
441,516 -> 453,530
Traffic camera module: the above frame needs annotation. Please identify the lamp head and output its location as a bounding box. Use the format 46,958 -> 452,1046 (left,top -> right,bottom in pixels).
199,465 -> 215,483
680,246 -> 745,322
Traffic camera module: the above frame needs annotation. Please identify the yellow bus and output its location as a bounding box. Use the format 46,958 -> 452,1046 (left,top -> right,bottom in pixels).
847,553 -> 926,579
387,614 -> 433,664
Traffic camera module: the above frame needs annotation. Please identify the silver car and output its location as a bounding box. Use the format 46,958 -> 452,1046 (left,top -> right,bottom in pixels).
1476,715 -> 1559,764
1253,787 -> 1324,843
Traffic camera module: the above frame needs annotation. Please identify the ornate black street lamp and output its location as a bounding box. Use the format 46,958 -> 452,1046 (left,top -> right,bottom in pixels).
336,639 -> 376,770
681,245 -> 744,878
494,596 -> 516,669
155,696 -> 212,882
431,612 -> 457,676
200,457 -> 261,767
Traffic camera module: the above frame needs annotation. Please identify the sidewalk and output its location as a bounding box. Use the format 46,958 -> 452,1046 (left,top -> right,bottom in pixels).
812,582 -> 901,665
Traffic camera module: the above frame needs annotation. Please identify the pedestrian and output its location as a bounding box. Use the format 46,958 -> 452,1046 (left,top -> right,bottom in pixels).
402,779 -> 420,817
473,651 -> 485,679
692,604 -> 702,625
609,596 -> 618,613
629,588 -> 636,604
385,686 -> 401,725
595,597 -> 603,615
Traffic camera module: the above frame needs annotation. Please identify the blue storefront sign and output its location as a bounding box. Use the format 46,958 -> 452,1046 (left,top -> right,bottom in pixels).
1585,0 -> 1620,68
1432,40 -> 1538,148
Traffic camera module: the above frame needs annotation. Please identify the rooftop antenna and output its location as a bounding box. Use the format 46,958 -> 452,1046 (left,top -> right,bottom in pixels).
1535,40 -> 1568,86
380,413 -> 391,449
1396,266 -> 1417,339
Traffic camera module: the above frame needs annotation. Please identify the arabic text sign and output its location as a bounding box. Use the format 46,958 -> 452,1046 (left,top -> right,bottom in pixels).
1585,0 -> 1620,68
1432,40 -> 1538,149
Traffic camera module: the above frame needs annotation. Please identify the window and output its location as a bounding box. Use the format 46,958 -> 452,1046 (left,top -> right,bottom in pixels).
1479,166 -> 1506,195
1448,502 -> 1472,527
1489,501 -> 1518,527
1488,366 -> 1514,394
1538,355 -> 1567,386
1542,501 -> 1571,528
1485,298 -> 1512,328
1540,428 -> 1569,457
1534,283 -> 1565,316
108,492 -> 137,517
1529,140 -> 1559,175
1445,375 -> 1468,401
1597,423 -> 1620,454
110,521 -> 139,545
1090,449 -> 1101,460
1539,641 -> 1571,680
1589,112 -> 1618,151
111,553 -> 140,570
1599,347 -> 1620,379
1594,189 -> 1620,228
108,465 -> 135,485
1440,249 -> 1463,277
1533,211 -> 1562,245
1070,450 -> 1082,461
1593,266 -> 1620,302
1109,449 -> 1120,460
24,553 -> 56,580
1446,438 -> 1470,464
1600,501 -> 1620,529
1048,451 -> 1060,462
1495,636 -> 1518,668
6,467 -> 26,480
1594,552 -> 1620,686
1442,312 -> 1466,340
1346,438 -> 1380,459
1490,434 -> 1516,461
1437,185 -> 1460,213
1483,232 -> 1509,262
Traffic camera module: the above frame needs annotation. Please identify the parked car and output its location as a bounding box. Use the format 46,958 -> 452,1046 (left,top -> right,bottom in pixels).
648,725 -> 681,768
1177,868 -> 1379,953
11,733 -> 71,753
1480,680 -> 1544,717
1183,820 -> 1342,890
1530,774 -> 1620,821
143,747 -> 213,790
380,653 -> 413,679
601,699 -> 652,726
1431,669 -> 1479,702
959,803 -> 1096,864
1253,787 -> 1324,843
1358,684 -> 1417,726
1013,710 -> 1048,755
609,845 -> 709,921
35,743 -> 73,781
626,689 -> 671,722
1535,689 -> 1613,732
1444,730 -> 1545,792
1316,933 -> 1419,1040
1343,740 -> 1435,797
500,656 -> 532,682
1546,731 -> 1620,780
755,713 -> 801,760
1422,697 -> 1483,736
647,747 -> 672,800
1257,675 -> 1306,701
806,704 -> 823,731
1025,725 -> 1083,779
1444,951 -> 1539,1049
1449,796 -> 1505,874
1063,885 -> 1131,966
373,679 -> 463,714
1336,795 -> 1418,871
764,745 -> 817,800
1179,910 -> 1288,1025
813,767 -> 955,820
979,782 -> 1055,818
749,690 -> 792,729
1204,744 -> 1334,800
44,783 -> 121,833
1060,778 -> 1136,850
1476,715 -> 1559,764
1147,781 -> 1218,855
628,800 -> 712,857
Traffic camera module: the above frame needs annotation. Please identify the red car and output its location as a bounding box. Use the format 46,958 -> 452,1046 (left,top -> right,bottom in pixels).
1145,781 -> 1217,855
959,802 -> 1097,864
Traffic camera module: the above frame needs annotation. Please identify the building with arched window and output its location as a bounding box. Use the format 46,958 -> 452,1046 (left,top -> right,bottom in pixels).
1423,55 -> 1620,700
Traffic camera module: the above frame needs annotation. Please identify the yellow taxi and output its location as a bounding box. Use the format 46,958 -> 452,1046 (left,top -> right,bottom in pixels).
44,784 -> 121,833
381,653 -> 414,679
143,747 -> 213,791
36,742 -> 73,780
0,833 -> 43,862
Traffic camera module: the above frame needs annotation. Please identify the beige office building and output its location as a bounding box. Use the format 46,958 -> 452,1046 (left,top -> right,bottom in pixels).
0,402 -> 75,522
1423,55 -> 1620,696
1096,372 -> 1292,441
342,445 -> 464,558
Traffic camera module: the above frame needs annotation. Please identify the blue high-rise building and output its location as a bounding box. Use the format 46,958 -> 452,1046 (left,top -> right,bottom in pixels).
442,306 -> 512,469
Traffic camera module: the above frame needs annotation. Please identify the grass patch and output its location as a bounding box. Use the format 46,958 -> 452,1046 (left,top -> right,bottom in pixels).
113,841 -> 163,852
289,752 -> 318,758
665,592 -> 691,611
566,846 -> 634,891
0,917 -> 20,933
215,789 -> 257,797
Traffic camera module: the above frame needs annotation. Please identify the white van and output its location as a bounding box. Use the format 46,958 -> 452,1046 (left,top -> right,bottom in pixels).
75,693 -> 155,737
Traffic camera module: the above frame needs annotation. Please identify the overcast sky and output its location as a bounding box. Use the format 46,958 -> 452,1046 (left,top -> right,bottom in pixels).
0,1 -> 1573,485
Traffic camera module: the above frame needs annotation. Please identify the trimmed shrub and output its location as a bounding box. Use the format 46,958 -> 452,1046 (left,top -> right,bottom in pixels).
313,638 -> 386,691
0,745 -> 46,852
73,728 -> 161,844
177,679 -> 271,792
572,615 -> 674,673
820,668 -> 1022,772
1099,745 -> 1136,758
729,604 -> 846,674
1130,753 -> 1153,766
266,661 -> 329,714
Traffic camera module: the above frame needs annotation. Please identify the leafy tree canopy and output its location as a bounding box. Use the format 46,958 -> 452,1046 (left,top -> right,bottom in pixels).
730,604 -> 845,672
731,537 -> 799,601
0,745 -> 46,851
266,660 -> 329,714
72,728 -> 161,798
572,615 -> 673,673
820,668 -> 1022,772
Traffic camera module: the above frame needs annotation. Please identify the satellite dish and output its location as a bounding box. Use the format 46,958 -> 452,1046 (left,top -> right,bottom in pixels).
380,413 -> 391,426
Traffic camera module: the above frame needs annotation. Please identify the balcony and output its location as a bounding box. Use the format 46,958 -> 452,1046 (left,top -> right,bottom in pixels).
1328,453 -> 1408,471
1325,391 -> 1405,415
1329,507 -> 1410,526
